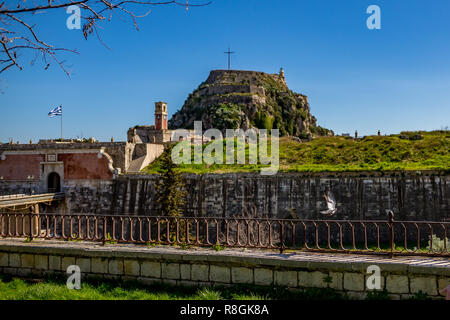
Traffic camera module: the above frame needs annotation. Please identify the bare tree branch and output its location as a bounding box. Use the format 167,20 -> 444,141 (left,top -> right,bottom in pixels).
0,0 -> 212,77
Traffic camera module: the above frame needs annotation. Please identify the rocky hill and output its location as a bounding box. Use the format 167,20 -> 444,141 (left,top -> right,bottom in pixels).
168,69 -> 333,138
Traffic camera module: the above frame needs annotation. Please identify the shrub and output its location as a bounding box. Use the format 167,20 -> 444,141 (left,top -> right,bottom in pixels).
426,234 -> 450,251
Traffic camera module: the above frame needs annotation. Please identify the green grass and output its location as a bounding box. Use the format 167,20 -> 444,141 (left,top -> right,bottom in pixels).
0,274 -> 348,300
142,130 -> 450,174
0,274 -> 437,300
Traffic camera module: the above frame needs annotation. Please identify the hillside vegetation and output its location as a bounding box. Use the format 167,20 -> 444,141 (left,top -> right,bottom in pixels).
143,131 -> 450,174
168,70 -> 332,138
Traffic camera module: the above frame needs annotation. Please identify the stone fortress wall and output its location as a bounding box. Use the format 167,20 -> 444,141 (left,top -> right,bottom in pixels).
11,171 -> 445,222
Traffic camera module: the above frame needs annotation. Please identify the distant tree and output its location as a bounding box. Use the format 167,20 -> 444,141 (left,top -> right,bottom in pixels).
0,1 -> 211,77
154,144 -> 187,217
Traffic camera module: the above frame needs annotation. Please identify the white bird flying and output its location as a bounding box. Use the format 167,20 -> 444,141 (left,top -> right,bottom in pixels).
320,191 -> 337,216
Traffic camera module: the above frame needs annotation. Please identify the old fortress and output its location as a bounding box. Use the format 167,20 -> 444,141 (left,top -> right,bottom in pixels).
0,70 -> 447,223
0,101 -> 174,195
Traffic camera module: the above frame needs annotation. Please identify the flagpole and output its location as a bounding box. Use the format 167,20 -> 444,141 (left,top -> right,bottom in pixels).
60,106 -> 63,141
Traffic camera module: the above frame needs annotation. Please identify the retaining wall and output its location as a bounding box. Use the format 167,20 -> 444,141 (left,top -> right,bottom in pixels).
0,240 -> 448,300
112,172 -> 449,221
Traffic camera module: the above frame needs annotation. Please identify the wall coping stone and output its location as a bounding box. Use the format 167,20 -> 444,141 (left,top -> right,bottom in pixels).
0,239 -> 449,277
118,171 -> 449,179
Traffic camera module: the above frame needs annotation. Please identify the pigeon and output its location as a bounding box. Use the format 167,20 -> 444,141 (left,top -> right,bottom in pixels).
287,208 -> 298,219
320,191 -> 337,216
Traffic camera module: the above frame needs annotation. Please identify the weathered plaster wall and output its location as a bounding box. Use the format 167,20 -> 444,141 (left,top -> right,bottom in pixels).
0,142 -> 127,173
0,144 -> 118,195
0,154 -> 44,181
58,153 -> 113,180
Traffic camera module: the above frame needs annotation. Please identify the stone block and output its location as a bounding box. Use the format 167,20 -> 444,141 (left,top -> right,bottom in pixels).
162,279 -> 178,286
254,268 -> 273,286
17,268 -> 32,277
124,260 -> 140,276
9,253 -> 20,267
438,277 -> 450,292
191,264 -> 209,282
121,276 -> 138,283
3,267 -> 17,275
21,254 -> 34,268
138,277 -> 161,286
231,267 -> 253,284
178,280 -> 200,287
109,260 -> 124,275
61,257 -> 76,272
76,258 -> 91,273
410,276 -> 437,296
91,258 -> 108,274
298,271 -> 328,288
0,252 -> 8,267
210,265 -> 231,283
34,255 -> 48,270
329,272 -> 343,290
343,273 -> 365,292
103,274 -> 120,281
49,256 -> 61,271
386,275 -> 409,294
180,264 -> 191,280
30,269 -> 43,277
141,261 -> 161,278
161,262 -> 180,280
274,270 -> 297,287
345,291 -> 367,300
86,273 -> 103,282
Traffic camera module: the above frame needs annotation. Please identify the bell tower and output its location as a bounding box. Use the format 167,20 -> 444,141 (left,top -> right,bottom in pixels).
155,101 -> 168,130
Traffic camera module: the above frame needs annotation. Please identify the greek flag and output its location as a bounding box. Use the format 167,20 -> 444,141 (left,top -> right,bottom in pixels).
48,105 -> 62,117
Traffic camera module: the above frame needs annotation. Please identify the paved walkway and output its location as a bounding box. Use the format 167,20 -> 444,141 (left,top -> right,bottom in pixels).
1,237 -> 449,272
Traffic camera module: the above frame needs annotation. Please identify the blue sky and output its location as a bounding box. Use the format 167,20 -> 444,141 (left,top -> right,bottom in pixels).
1,0 -> 450,142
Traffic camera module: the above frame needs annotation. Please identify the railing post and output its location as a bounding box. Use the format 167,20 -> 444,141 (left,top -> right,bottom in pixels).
29,213 -> 33,241
279,221 -> 285,254
102,217 -> 107,246
388,210 -> 394,258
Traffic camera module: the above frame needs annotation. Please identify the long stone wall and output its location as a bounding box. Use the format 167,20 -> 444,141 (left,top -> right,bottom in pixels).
1,172 -> 448,222
108,172 -> 449,221
0,240 -> 448,300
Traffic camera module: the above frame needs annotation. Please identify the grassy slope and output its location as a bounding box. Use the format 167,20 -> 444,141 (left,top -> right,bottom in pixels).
142,130 -> 450,174
0,275 -> 435,300
0,275 -> 344,300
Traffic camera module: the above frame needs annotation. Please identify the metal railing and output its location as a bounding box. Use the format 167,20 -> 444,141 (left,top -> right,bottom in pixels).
0,212 -> 448,257
0,193 -> 65,209
0,194 -> 27,200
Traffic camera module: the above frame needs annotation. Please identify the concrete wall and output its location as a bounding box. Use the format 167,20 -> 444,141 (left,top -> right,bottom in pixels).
0,242 -> 448,299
